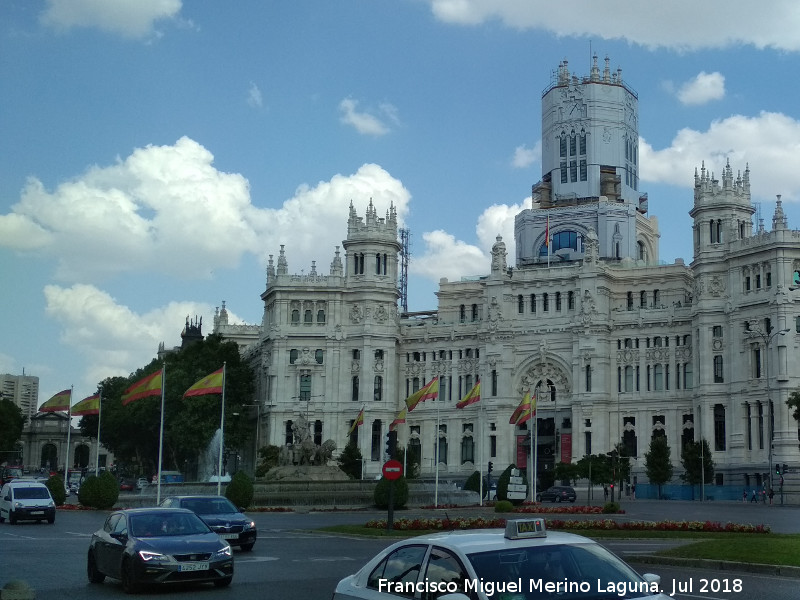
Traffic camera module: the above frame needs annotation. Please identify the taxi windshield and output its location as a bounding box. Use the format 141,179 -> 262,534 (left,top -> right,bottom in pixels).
467,543 -> 652,599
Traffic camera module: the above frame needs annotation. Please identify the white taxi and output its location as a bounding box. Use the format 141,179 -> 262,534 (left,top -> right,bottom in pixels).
332,518 -> 670,600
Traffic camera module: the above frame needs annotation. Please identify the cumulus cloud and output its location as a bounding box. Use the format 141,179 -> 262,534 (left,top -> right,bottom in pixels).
40,0 -> 182,39
511,142 -> 541,168
339,98 -> 399,136
412,199 -> 527,281
247,82 -> 264,108
0,138 -> 412,282
428,0 -> 800,51
676,71 -> 725,105
43,283 -> 220,388
640,112 -> 800,201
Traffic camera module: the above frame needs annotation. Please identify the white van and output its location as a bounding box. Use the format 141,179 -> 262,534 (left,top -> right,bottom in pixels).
0,480 -> 56,524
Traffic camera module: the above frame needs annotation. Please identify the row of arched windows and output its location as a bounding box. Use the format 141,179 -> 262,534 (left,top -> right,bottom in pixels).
517,291 -> 575,313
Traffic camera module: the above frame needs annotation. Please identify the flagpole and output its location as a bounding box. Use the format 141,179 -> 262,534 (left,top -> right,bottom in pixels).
546,215 -> 551,268
532,391 -> 538,502
479,395 -> 484,507
64,386 -> 73,486
434,398 -> 440,509
95,393 -> 102,477
156,365 -> 166,505
217,362 -> 227,496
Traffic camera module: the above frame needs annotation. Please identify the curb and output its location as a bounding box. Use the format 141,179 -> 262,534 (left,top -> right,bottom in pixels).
627,555 -> 800,578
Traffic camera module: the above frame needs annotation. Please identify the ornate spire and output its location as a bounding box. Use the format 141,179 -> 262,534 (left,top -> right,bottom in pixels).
277,244 -> 288,275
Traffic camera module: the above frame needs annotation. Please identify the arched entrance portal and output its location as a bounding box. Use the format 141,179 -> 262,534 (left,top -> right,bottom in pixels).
40,443 -> 57,471
74,444 -> 90,468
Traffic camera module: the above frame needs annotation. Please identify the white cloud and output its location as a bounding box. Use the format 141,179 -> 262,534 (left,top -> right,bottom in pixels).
339,98 -> 398,136
640,112 -> 800,201
511,142 -> 541,168
247,82 -> 264,108
676,71 -> 725,105
412,199 -> 526,282
40,0 -> 182,39
0,139 -> 412,285
43,283 -> 216,388
428,1 -> 800,51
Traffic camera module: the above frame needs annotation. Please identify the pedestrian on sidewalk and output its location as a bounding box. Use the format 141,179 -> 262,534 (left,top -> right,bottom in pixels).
742,489 -> 747,503
768,488 -> 774,505
631,484 -> 636,500
750,489 -> 757,503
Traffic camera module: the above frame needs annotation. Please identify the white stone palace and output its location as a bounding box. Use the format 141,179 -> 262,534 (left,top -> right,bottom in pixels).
215,56 -> 800,495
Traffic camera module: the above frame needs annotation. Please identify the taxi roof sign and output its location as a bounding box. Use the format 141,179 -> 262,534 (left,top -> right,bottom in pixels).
505,518 -> 547,539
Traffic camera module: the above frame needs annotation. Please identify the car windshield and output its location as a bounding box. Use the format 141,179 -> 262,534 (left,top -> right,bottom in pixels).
130,512 -> 211,537
13,487 -> 50,499
467,543 -> 653,599
182,497 -> 238,514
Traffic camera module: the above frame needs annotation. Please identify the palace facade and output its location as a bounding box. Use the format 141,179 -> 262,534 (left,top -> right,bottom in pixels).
215,57 -> 800,492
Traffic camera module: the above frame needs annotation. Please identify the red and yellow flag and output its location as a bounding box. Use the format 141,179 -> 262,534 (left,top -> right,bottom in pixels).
389,407 -> 407,431
184,367 -> 224,397
39,389 -> 71,413
71,394 -> 100,416
122,370 -> 163,406
347,407 -> 365,436
404,376 -> 439,412
509,390 -> 534,425
456,380 -> 481,409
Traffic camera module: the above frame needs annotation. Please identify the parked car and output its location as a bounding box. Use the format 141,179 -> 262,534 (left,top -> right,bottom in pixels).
87,507 -> 234,592
160,495 -> 257,552
332,517 -> 669,600
0,480 -> 57,524
536,485 -> 577,503
135,477 -> 149,490
119,479 -> 135,492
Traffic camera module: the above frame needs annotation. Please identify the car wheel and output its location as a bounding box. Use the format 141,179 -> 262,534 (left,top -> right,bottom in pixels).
570,498 -> 576,503
47,515 -> 55,524
240,542 -> 254,552
121,559 -> 139,594
87,551 -> 106,584
8,511 -> 16,525
213,576 -> 233,588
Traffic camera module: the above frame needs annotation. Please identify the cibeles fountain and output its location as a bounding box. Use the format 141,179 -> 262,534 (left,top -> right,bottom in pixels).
266,415 -> 349,481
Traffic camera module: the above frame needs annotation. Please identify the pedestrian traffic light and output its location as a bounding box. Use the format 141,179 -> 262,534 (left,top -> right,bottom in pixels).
776,464 -> 781,475
386,430 -> 397,458
488,461 -> 493,475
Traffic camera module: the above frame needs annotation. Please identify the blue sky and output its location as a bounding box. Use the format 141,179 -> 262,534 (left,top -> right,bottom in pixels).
3,0 -> 800,405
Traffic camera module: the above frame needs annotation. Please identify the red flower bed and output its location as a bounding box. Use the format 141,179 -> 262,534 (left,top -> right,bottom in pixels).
364,516 -> 770,534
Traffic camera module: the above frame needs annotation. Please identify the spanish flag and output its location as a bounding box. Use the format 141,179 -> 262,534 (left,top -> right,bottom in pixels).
122,370 -> 163,406
509,390 -> 534,425
389,407 -> 407,431
456,380 -> 481,409
404,376 -> 439,412
184,367 -> 224,397
39,389 -> 71,413
71,393 -> 100,416
347,407 -> 365,436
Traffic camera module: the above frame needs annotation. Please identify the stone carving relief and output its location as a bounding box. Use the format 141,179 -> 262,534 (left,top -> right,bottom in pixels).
350,304 -> 363,323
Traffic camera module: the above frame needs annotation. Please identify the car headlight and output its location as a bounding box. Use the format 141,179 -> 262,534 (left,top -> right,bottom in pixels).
48,501 -> 55,508
214,545 -> 232,559
138,550 -> 169,563
13,502 -> 22,509
244,520 -> 256,530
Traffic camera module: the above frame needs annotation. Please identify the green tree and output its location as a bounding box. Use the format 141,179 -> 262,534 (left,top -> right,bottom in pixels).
644,435 -> 673,498
553,461 -> 580,485
225,471 -> 254,508
787,390 -> 800,423
337,442 -> 363,479
680,439 -> 715,494
78,334 -> 255,478
0,398 -> 26,454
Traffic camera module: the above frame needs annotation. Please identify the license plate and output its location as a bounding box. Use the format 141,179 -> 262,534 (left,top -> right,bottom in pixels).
30,511 -> 44,515
178,562 -> 209,572
220,533 -> 238,540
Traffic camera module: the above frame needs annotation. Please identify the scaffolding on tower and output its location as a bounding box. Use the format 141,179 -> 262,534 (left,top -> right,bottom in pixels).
399,227 -> 411,313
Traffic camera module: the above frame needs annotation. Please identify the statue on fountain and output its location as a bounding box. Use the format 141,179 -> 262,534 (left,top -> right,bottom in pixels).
266,415 -> 347,480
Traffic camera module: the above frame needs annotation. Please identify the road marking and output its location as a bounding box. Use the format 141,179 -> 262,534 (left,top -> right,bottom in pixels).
65,531 -> 93,537
0,533 -> 36,539
236,556 -> 280,563
293,557 -> 356,562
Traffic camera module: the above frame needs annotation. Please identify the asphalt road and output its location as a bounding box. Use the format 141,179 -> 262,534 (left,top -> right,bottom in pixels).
1,500 -> 797,599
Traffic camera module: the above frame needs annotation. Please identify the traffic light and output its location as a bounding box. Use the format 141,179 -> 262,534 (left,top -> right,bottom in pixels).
386,430 -> 398,458
488,461 -> 493,475
776,464 -> 782,476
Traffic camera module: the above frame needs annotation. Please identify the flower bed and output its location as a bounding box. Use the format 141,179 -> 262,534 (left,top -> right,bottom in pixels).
364,516 -> 770,534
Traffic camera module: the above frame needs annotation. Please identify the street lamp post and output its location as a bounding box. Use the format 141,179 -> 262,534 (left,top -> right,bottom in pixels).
240,403 -> 261,476
747,324 -> 789,493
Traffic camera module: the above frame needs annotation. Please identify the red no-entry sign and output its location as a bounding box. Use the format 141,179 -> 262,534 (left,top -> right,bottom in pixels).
382,459 -> 403,480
